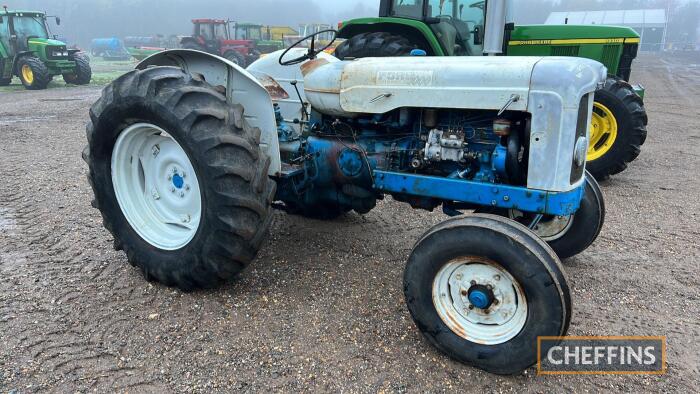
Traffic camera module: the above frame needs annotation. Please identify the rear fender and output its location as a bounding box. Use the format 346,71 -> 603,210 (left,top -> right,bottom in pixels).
136,49 -> 281,176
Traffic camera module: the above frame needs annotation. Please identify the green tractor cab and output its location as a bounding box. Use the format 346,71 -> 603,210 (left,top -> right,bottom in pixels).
336,0 -> 648,181
0,7 -> 91,90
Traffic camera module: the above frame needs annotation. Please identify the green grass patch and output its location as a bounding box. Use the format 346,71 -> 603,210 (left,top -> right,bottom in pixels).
0,59 -> 137,93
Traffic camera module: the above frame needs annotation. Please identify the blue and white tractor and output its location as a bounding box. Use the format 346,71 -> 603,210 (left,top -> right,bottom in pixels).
83,4 -> 607,375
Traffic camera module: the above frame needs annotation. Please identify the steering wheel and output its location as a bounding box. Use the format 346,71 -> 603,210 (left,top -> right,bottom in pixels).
279,29 -> 338,66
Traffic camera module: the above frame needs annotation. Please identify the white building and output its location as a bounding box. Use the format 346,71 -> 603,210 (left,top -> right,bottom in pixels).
545,9 -> 668,52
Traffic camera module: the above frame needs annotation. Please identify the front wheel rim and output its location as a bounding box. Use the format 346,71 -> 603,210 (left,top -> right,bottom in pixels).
509,210 -> 574,242
111,123 -> 202,250
432,258 -> 528,345
21,64 -> 34,84
588,102 -> 619,161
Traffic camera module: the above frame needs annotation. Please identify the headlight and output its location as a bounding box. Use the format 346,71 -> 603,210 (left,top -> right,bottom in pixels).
51,50 -> 69,57
573,136 -> 588,168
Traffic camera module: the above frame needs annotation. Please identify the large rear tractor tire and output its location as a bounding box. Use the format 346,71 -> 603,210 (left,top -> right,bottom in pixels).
587,77 -> 648,181
405,214 -> 571,375
17,56 -> 51,90
84,66 -> 276,291
334,32 -> 416,59
63,54 -> 92,85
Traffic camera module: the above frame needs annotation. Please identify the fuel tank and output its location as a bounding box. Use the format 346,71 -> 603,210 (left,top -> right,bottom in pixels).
302,56 -> 606,118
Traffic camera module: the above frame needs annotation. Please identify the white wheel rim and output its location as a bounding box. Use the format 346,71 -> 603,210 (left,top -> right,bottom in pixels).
510,210 -> 574,242
432,258 -> 528,345
111,123 -> 202,250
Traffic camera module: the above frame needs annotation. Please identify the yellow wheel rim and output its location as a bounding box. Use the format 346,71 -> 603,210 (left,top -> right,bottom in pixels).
21,64 -> 34,85
588,102 -> 618,162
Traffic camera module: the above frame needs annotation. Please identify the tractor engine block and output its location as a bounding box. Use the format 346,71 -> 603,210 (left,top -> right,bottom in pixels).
276,107 -> 529,214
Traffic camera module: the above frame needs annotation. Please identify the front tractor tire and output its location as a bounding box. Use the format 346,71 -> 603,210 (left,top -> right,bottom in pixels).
587,77 -> 648,181
84,66 -> 276,291
477,171 -> 605,260
17,56 -> 51,90
63,54 -> 92,85
405,214 -> 571,375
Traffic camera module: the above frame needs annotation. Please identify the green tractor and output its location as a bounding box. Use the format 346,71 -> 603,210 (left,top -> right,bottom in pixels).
233,23 -> 286,54
335,0 -> 648,180
0,7 -> 91,90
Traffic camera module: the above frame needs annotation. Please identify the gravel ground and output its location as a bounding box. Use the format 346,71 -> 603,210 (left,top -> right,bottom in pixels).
1,53 -> 699,392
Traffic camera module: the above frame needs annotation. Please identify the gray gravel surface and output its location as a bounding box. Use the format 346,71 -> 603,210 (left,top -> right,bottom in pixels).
1,53 -> 699,392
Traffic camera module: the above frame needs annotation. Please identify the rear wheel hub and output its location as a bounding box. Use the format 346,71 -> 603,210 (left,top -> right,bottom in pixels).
21,64 -> 34,84
588,102 -> 618,161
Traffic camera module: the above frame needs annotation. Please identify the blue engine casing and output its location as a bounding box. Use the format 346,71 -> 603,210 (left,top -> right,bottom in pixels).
274,107 -> 583,217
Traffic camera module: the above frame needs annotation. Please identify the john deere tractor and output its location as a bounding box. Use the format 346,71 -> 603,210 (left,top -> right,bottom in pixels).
0,8 -> 91,90
335,0 -> 648,180
232,23 -> 286,54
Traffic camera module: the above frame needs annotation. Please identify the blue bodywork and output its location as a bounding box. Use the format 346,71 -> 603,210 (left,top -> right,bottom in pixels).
374,171 -> 582,216
273,106 -> 584,217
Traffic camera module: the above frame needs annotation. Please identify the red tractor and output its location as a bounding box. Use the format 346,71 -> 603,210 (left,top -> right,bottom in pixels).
180,19 -> 259,66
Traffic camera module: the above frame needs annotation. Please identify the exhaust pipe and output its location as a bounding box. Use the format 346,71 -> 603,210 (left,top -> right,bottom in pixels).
483,0 -> 508,56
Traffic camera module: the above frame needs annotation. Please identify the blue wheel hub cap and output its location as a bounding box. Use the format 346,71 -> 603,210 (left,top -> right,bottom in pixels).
468,285 -> 494,310
172,174 -> 185,189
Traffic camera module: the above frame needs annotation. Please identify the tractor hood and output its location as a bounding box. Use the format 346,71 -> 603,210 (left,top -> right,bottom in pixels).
27,38 -> 67,47
302,56 -> 606,117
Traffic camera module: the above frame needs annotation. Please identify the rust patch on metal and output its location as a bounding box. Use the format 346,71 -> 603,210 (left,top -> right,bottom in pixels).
300,58 -> 329,76
304,87 -> 340,94
255,74 -> 290,100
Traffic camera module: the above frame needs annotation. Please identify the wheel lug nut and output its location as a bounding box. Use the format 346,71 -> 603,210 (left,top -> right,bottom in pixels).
470,280 -> 477,286
170,187 -> 176,193
494,299 -> 500,305
180,192 -> 185,198
468,304 -> 475,310
185,185 -> 191,191
494,275 -> 501,281
461,290 -> 468,297
486,284 -> 493,290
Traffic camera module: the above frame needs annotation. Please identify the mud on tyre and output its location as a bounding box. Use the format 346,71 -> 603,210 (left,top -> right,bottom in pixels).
84,66 -> 276,290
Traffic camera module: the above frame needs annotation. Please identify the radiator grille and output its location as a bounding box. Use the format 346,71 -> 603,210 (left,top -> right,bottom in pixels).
601,45 -> 619,71
551,45 -> 580,57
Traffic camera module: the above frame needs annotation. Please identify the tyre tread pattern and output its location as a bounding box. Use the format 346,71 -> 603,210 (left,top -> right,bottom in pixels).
590,77 -> 648,180
84,66 -> 276,290
18,56 -> 51,90
64,54 -> 92,85
334,32 -> 416,59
